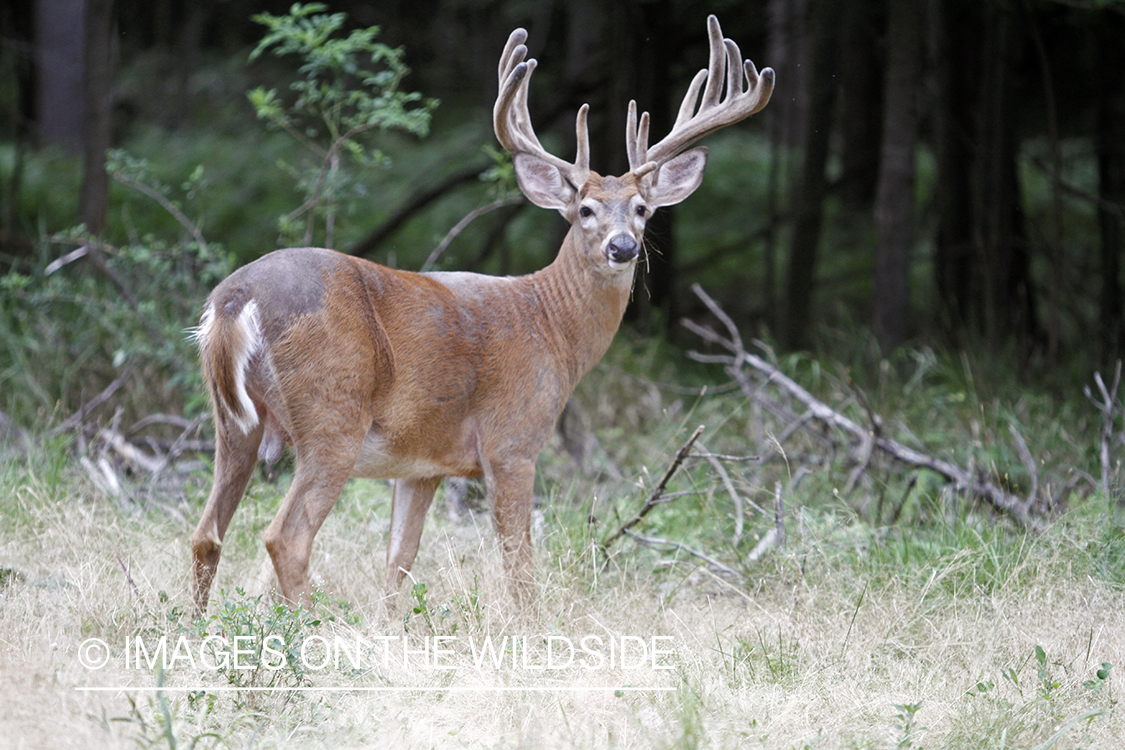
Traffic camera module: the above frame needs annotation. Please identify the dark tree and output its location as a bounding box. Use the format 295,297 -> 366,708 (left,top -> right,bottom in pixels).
932,0 -> 1037,348
873,0 -> 922,349
782,0 -> 841,349
34,0 -> 85,150
1094,12 -> 1125,356
837,0 -> 882,209
81,0 -> 114,234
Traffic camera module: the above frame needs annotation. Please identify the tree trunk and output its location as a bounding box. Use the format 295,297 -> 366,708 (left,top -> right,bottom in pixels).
627,0 -> 677,328
974,3 -> 1037,347
782,0 -> 841,350
1095,15 -> 1125,356
933,0 -> 1036,349
932,0 -> 977,332
34,0 -> 86,150
873,0 -> 922,350
837,0 -> 882,209
767,0 -> 809,148
81,0 -> 113,234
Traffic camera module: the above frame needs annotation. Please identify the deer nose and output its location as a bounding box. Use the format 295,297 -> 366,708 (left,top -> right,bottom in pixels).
607,235 -> 639,264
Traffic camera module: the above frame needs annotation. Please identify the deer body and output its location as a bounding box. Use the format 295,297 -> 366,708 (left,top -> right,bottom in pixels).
190,17 -> 772,614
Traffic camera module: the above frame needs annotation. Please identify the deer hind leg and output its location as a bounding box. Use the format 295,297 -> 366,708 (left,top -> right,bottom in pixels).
384,476 -> 442,597
262,435 -> 363,608
191,416 -> 264,616
489,459 -> 537,609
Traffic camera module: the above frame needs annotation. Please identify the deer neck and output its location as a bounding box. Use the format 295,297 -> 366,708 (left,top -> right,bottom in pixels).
530,225 -> 634,389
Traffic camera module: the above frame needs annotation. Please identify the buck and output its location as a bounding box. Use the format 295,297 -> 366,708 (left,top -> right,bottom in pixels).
189,15 -> 773,614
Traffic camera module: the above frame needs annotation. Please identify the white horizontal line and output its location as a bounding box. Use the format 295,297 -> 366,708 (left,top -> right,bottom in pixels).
76,685 -> 674,693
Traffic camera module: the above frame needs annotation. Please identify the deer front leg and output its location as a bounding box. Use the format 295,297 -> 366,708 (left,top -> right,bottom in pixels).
490,459 -> 537,609
191,417 -> 263,616
385,476 -> 442,596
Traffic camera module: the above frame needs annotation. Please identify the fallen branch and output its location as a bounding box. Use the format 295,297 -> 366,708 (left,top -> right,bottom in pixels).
684,284 -> 1036,527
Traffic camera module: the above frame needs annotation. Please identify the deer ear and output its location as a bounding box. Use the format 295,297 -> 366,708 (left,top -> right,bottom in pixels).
647,147 -> 708,208
514,153 -> 578,212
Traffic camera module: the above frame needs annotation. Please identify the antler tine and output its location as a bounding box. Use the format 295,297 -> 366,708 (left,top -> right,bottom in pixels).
626,100 -> 652,174
494,27 -> 590,186
639,15 -> 775,173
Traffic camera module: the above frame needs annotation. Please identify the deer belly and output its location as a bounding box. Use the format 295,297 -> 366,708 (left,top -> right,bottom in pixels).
351,430 -> 466,480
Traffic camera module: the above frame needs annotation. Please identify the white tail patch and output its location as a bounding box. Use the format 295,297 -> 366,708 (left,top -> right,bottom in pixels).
228,300 -> 263,434
195,300 -> 264,435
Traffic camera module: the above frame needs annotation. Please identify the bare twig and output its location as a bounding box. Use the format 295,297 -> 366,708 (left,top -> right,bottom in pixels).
46,241 -> 140,311
421,195 -> 526,272
163,412 -> 208,463
602,425 -> 705,550
698,441 -> 746,544
1008,423 -> 1039,508
1086,362 -> 1122,504
116,551 -> 140,596
50,362 -> 137,436
112,172 -> 210,253
746,527 -> 779,562
690,452 -> 758,462
774,481 -> 786,551
350,163 -> 491,257
843,428 -> 875,497
622,528 -> 743,579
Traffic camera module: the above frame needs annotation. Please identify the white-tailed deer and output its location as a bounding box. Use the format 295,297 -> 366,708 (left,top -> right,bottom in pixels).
190,15 -> 773,613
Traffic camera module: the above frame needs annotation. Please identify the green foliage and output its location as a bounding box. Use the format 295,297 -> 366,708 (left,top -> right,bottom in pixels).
402,576 -> 484,637
193,587 -> 321,695
247,2 -> 437,248
893,701 -> 926,750
1082,661 -> 1112,693
1,221 -> 230,427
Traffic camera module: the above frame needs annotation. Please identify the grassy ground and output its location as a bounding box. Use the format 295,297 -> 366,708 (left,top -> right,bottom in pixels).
2,342 -> 1123,749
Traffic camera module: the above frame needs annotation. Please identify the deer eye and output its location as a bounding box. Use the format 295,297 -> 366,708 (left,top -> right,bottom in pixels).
579,206 -> 594,218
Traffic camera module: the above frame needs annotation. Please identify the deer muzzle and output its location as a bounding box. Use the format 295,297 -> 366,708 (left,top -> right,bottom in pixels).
606,235 -> 639,264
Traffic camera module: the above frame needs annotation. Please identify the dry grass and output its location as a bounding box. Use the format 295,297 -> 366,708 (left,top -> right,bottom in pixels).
1,442 -> 1122,750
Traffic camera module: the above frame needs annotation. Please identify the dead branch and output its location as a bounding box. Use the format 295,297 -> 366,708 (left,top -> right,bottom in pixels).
50,362 -> 137,436
601,425 -> 704,550
690,451 -> 759,462
746,528 -> 780,562
101,424 -> 166,474
1007,423 -> 1039,508
684,284 -> 1036,527
698,440 -> 747,544
1085,361 -> 1122,503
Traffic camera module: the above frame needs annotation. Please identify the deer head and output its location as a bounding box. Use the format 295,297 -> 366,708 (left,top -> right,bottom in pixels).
493,15 -> 774,277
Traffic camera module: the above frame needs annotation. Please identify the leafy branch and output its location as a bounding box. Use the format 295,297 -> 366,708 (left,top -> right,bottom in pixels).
248,3 -> 438,248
